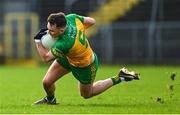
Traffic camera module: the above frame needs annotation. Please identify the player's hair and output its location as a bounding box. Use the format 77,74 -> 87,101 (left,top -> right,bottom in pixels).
47,12 -> 67,28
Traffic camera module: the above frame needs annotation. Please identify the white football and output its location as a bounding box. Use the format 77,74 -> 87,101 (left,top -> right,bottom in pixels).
41,30 -> 57,49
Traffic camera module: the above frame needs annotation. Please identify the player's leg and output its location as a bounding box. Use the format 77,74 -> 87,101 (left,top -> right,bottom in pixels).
75,53 -> 114,98
79,78 -> 113,99
33,60 -> 70,105
42,60 -> 69,98
80,67 -> 140,99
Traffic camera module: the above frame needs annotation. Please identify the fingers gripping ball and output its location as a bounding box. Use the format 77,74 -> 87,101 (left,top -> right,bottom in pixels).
34,28 -> 48,40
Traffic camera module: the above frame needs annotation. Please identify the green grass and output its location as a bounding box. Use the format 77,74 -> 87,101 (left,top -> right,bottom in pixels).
0,65 -> 180,114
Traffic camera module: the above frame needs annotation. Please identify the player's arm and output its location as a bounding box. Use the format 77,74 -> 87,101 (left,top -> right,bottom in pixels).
35,43 -> 55,62
83,17 -> 96,29
34,28 -> 55,62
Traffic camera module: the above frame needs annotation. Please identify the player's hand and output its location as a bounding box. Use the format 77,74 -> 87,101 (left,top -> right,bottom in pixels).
34,28 -> 48,43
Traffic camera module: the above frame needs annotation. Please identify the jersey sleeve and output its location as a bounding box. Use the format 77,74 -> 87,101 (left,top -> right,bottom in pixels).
66,13 -> 84,23
75,14 -> 84,23
50,42 -> 65,58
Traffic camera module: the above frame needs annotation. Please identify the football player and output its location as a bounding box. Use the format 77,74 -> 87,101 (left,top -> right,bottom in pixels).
33,12 -> 140,105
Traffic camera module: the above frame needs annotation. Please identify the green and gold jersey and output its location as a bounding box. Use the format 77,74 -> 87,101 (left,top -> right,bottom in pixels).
51,14 -> 94,67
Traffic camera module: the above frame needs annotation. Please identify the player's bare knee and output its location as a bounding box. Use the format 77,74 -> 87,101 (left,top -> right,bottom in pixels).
42,79 -> 51,87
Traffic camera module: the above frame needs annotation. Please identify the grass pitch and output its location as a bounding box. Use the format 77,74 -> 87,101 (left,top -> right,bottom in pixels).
0,65 -> 180,114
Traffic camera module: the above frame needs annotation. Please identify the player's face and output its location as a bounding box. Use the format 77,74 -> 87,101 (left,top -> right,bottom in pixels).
47,22 -> 61,38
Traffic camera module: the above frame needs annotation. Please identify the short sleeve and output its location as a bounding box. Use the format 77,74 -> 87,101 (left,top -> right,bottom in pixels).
75,14 -> 84,23
51,47 -> 64,58
51,42 -> 65,58
66,13 -> 84,23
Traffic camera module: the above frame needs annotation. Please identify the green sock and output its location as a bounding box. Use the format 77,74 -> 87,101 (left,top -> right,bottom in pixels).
111,75 -> 121,85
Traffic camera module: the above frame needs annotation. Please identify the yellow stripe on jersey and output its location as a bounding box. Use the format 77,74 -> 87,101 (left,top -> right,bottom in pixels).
66,18 -> 94,67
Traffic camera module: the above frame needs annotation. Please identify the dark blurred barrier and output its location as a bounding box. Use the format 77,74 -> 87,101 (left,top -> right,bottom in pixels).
0,44 -> 5,64
93,22 -> 180,64
0,55 -> 5,64
0,0 -> 180,65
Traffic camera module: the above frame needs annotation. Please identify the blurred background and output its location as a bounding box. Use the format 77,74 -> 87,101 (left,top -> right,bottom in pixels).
0,0 -> 180,65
